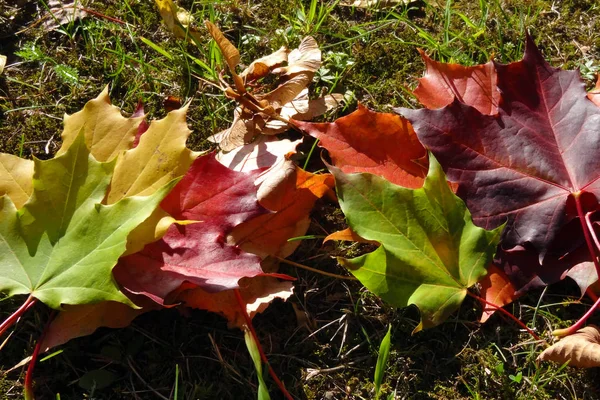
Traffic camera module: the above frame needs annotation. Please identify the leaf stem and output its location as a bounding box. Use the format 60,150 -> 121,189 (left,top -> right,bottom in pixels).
24,310 -> 56,400
0,295 -> 37,339
273,255 -> 357,281
584,211 -> 600,255
233,289 -> 293,400
554,192 -> 600,337
466,291 -> 545,344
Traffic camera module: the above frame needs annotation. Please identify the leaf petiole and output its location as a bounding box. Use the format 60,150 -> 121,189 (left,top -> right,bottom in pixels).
467,291 -> 545,344
0,295 -> 37,339
554,192 -> 600,337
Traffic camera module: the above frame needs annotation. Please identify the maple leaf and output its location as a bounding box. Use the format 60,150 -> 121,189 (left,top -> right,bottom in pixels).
40,301 -> 151,352
478,264 -> 520,323
332,154 -> 502,331
229,161 -> 335,259
57,86 -> 144,162
538,325 -> 600,368
398,36 -> 600,261
295,104 -> 428,189
174,276 -> 293,328
413,49 -> 500,115
113,153 -> 272,304
107,102 -> 198,255
0,153 -> 33,209
0,134 -> 175,309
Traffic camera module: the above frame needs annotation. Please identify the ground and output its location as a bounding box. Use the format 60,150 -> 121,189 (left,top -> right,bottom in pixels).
1,0 -> 600,399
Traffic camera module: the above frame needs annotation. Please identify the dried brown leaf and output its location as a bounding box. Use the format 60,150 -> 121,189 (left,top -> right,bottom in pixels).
155,0 -> 202,43
205,20 -> 240,73
538,325 -> 600,368
241,47 -> 289,82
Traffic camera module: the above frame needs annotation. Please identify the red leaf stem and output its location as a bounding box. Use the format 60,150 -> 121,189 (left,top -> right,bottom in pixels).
553,192 -> 600,337
24,310 -> 56,400
467,291 -> 544,343
0,295 -> 37,339
585,211 -> 600,254
233,289 -> 293,400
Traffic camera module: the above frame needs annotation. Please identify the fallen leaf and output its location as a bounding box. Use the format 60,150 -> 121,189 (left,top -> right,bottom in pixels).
241,47 -> 289,83
113,153 -> 271,304
106,104 -> 197,203
0,55 -> 6,75
58,86 -> 144,162
538,325 -> 600,367
205,20 -> 241,74
0,134 -> 174,309
324,227 -> 377,244
494,245 -> 595,297
106,104 -> 198,254
478,264 -> 520,323
587,76 -> 600,107
332,154 -> 502,331
217,136 -> 302,175
398,36 -> 600,261
339,0 -> 410,7
296,104 -> 428,189
0,153 -> 33,209
42,1 -> 88,31
272,36 -> 321,78
155,0 -> 202,43
175,276 -> 293,328
413,49 -> 499,115
229,162 -> 335,259
40,301 -> 150,352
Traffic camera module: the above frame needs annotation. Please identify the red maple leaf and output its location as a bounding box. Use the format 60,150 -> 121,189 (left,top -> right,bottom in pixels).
114,153 -> 276,304
295,105 -> 428,189
399,36 -> 600,261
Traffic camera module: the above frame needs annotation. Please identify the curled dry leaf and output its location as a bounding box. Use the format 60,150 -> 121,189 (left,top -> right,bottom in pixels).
42,1 -> 88,31
241,47 -> 289,83
209,34 -> 341,152
0,54 -> 6,75
538,325 -> 600,368
155,0 -> 202,43
204,20 -> 240,74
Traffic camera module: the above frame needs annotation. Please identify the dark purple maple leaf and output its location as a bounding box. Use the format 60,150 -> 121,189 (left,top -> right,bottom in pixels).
398,36 -> 600,261
114,153 -> 273,304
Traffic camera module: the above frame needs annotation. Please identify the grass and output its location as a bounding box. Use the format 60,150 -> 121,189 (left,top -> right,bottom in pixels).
1,0 -> 600,398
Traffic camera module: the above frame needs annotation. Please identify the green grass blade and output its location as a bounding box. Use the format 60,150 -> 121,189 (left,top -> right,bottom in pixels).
244,329 -> 271,400
374,325 -> 392,400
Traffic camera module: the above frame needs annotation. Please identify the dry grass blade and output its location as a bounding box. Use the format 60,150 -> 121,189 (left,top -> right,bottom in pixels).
538,325 -> 600,367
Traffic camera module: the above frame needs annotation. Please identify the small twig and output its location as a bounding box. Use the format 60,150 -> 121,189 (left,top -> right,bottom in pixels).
273,255 -> 357,281
127,357 -> 170,400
